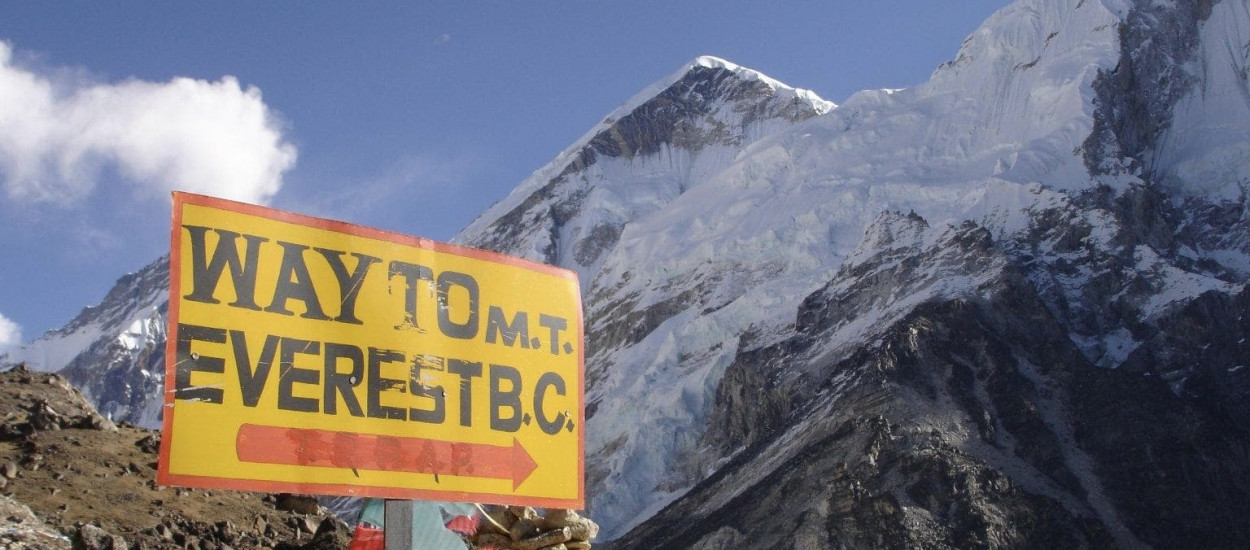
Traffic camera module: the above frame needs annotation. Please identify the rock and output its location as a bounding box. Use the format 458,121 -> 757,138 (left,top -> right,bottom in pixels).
214,520 -> 237,544
542,509 -> 598,541
299,516 -> 319,535
155,524 -> 175,542
271,518 -> 344,550
73,524 -> 127,550
0,424 -> 23,439
2,462 -> 19,479
28,400 -> 63,431
540,508 -> 574,529
565,517 -> 598,542
82,414 -> 117,431
509,518 -> 538,541
134,435 -> 160,454
306,518 -> 346,550
274,494 -> 319,515
516,527 -> 571,550
509,506 -> 538,521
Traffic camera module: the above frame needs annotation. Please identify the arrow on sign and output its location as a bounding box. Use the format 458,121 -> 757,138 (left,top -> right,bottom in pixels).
235,424 -> 539,490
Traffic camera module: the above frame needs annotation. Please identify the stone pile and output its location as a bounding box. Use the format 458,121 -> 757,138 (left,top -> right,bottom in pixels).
468,506 -> 599,550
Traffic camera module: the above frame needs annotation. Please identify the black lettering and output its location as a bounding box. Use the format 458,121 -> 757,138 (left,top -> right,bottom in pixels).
174,323 -> 225,403
324,343 -> 365,417
264,241 -> 330,320
448,360 -> 482,427
437,271 -> 479,339
315,248 -> 381,325
409,356 -> 446,424
368,348 -> 407,420
534,372 -> 568,435
277,338 -> 320,413
388,261 -> 434,331
485,306 -> 530,348
539,314 -> 568,355
489,364 -> 522,432
230,330 -> 278,407
182,226 -> 267,310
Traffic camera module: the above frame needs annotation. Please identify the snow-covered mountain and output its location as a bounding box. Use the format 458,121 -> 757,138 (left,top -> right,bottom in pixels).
466,0 -> 1250,545
6,0 -> 1250,546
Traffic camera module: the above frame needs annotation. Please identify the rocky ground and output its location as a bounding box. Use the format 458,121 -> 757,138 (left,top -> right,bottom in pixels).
0,364 -> 353,549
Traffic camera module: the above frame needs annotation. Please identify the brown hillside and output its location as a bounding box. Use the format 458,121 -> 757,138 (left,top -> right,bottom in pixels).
0,364 -> 353,549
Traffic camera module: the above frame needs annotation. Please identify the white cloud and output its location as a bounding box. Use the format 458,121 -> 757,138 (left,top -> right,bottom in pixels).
0,311 -> 20,355
0,41 -> 296,206
434,33 -> 452,45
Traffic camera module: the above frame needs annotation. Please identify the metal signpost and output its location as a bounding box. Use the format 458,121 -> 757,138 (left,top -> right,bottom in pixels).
159,192 -> 585,546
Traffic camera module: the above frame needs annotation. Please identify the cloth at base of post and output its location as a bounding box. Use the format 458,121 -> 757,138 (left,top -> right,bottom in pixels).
351,499 -> 477,549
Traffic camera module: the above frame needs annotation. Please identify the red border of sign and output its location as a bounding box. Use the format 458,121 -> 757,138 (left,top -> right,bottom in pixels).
158,191 -> 586,509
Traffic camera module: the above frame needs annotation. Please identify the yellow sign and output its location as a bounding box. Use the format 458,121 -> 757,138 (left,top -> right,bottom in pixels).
158,192 -> 584,509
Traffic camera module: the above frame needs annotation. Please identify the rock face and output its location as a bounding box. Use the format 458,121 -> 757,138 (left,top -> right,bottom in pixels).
6,0 -> 1250,547
608,216 -> 1250,548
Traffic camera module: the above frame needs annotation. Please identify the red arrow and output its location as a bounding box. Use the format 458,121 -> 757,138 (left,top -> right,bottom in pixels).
235,424 -> 538,490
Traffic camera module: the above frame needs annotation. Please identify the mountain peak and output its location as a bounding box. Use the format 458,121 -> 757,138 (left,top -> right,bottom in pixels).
680,55 -> 835,115
684,55 -> 778,86
456,55 -> 834,270
591,56 -> 833,144
689,54 -> 734,69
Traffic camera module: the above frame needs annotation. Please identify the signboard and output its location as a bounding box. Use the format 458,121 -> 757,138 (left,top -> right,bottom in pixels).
158,192 -> 584,509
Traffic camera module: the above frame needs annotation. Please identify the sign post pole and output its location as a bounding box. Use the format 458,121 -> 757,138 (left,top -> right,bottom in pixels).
383,500 -> 414,550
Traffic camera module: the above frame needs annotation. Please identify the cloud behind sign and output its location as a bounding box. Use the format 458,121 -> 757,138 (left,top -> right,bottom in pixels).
0,41 -> 296,207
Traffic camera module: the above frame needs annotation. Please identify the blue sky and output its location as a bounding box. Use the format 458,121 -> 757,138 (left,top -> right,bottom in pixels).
0,1 -> 1007,351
